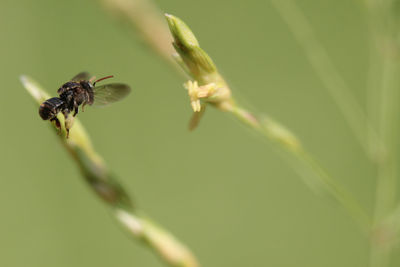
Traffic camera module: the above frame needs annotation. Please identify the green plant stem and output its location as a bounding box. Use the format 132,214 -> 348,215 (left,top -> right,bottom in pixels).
269,0 -> 379,157
231,105 -> 370,231
374,55 -> 399,221
21,76 -> 198,267
366,1 -> 400,266
369,37 -> 400,267
366,18 -> 384,160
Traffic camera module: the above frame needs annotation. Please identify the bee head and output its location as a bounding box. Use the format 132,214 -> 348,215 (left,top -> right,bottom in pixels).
80,80 -> 94,91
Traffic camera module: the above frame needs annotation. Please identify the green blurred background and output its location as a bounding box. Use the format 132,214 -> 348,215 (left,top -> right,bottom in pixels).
0,0 -> 392,266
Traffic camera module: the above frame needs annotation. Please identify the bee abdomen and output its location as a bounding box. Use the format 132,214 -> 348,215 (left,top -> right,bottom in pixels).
39,97 -> 64,120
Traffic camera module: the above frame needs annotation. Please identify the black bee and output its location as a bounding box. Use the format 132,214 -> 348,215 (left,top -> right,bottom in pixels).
39,72 -> 131,137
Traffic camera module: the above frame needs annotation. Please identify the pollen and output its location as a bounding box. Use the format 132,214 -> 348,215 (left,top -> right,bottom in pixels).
184,80 -> 217,112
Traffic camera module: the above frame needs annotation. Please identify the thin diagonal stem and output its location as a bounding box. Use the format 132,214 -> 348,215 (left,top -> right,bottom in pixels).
231,105 -> 370,231
366,21 -> 384,160
365,1 -> 400,267
270,0 -> 380,156
374,54 -> 399,222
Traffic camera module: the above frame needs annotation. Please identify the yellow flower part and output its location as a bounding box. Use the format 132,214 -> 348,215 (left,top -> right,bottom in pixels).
184,80 -> 217,112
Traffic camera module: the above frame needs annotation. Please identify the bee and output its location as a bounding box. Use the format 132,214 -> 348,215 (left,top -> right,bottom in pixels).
39,72 -> 131,137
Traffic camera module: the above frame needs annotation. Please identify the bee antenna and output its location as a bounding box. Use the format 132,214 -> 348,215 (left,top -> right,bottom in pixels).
93,75 -> 114,86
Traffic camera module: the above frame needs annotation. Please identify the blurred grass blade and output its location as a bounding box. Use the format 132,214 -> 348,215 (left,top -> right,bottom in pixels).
100,0 -> 175,64
269,0 -> 380,157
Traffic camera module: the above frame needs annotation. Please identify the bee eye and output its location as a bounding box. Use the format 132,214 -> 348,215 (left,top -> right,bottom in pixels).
81,81 -> 93,90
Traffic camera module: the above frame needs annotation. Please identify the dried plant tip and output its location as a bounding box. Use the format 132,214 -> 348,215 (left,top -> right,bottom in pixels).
20,75 -> 50,103
141,218 -> 199,267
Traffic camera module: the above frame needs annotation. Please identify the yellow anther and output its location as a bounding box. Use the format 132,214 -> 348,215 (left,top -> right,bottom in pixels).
184,80 -> 217,112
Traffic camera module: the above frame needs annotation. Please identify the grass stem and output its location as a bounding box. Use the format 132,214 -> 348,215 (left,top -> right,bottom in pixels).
21,75 -> 199,267
231,105 -> 371,231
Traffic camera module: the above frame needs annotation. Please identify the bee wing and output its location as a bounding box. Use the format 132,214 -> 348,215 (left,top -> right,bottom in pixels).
93,83 -> 131,107
71,72 -> 91,81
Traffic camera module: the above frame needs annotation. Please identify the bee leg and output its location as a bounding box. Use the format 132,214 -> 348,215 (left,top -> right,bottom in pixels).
62,112 -> 69,138
81,102 -> 86,112
64,119 -> 70,139
51,117 -> 62,134
73,106 -> 79,117
72,101 -> 79,117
